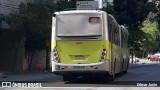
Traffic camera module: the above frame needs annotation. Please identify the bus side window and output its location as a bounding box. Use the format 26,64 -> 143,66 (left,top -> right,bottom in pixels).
125,35 -> 127,48
123,34 -> 125,48
123,34 -> 127,48
122,32 -> 124,48
115,26 -> 118,45
110,23 -> 114,44
109,24 -> 111,41
108,19 -> 113,43
117,27 -> 120,46
113,25 -> 116,44
114,27 -> 117,45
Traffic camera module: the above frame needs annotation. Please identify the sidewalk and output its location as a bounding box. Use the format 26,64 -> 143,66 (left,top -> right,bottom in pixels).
129,58 -> 160,69
0,70 -> 45,76
0,70 -> 63,82
135,58 -> 160,64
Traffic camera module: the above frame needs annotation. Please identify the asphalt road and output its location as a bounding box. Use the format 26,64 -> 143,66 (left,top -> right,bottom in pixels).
41,63 -> 160,87
1,60 -> 160,89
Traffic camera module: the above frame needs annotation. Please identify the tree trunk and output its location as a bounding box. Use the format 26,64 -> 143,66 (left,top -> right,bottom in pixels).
142,51 -> 145,59
142,47 -> 146,59
12,47 -> 18,72
27,51 -> 30,71
131,53 -> 133,64
46,47 -> 50,70
28,51 -> 35,71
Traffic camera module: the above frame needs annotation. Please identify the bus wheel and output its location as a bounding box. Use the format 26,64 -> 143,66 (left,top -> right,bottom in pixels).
123,59 -> 129,74
123,70 -> 128,74
108,74 -> 115,81
108,60 -> 116,81
118,59 -> 124,76
123,66 -> 128,74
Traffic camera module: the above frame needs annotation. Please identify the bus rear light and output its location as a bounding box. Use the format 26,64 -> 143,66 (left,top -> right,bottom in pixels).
102,52 -> 106,56
101,56 -> 105,60
99,48 -> 107,62
53,48 -> 60,63
54,53 -> 57,56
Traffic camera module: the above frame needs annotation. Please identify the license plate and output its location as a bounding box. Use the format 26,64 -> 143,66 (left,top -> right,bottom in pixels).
75,55 -> 84,60
73,66 -> 85,69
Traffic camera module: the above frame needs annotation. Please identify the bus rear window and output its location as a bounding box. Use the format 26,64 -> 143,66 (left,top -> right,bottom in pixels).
89,17 -> 100,23
56,13 -> 102,36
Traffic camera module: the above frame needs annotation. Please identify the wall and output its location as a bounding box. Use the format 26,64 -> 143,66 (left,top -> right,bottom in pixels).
25,50 -> 47,70
0,40 -> 25,72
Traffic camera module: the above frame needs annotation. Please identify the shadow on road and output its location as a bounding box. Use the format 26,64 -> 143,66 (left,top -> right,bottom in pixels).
64,78 -> 159,87
129,63 -> 160,69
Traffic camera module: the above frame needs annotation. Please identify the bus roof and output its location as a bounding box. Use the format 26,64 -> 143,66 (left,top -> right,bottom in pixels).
54,10 -> 105,15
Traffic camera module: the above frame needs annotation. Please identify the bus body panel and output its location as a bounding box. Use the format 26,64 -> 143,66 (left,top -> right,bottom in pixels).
51,40 -> 116,74
56,40 -> 102,64
51,60 -> 110,73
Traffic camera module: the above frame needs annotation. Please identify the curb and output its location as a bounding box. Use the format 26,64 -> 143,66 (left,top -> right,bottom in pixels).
0,70 -> 51,76
129,63 -> 159,69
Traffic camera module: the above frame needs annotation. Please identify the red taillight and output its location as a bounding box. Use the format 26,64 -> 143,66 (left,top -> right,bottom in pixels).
53,48 -> 60,63
99,48 -> 107,62
102,52 -> 106,56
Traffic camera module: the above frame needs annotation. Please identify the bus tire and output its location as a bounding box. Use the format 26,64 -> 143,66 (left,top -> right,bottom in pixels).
108,59 -> 116,81
123,66 -> 128,74
123,58 -> 129,74
108,74 -> 115,81
124,70 -> 127,74
119,59 -> 124,76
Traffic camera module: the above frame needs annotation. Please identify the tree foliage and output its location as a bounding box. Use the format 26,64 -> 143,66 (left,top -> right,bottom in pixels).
5,3 -> 52,51
113,0 -> 155,27
52,0 -> 76,11
3,0 -> 159,58
2,1 -> 76,70
140,12 -> 159,53
104,0 -> 157,55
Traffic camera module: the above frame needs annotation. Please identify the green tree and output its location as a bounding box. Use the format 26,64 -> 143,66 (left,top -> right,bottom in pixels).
104,0 -> 157,56
4,0 -> 76,70
53,0 -> 76,11
140,12 -> 159,56
5,3 -> 52,70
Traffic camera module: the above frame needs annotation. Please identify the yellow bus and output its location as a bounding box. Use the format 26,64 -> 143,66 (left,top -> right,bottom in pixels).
50,10 -> 129,81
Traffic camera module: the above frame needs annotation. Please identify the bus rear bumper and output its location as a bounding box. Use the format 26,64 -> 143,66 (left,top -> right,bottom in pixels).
51,60 -> 110,75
